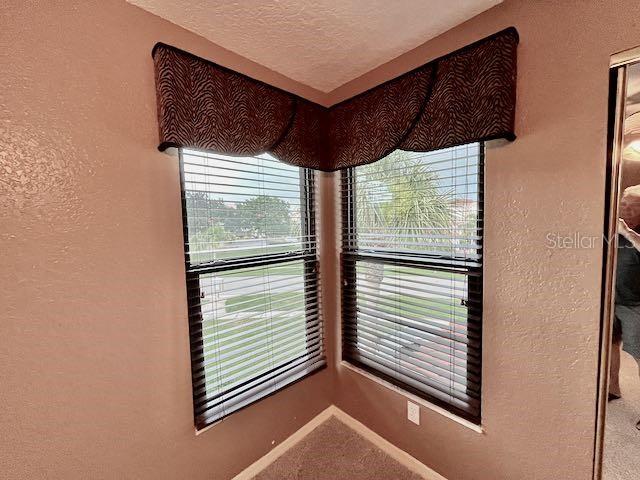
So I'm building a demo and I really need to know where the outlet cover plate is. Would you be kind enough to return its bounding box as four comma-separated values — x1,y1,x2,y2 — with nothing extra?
407,401,420,425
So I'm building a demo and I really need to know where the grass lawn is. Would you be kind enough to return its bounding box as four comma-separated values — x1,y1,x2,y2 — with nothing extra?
201,256,309,395
225,291,304,313
367,293,467,325
383,265,465,281
203,293,308,395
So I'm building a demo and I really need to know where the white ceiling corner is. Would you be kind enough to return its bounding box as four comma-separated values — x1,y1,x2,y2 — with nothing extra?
129,0,502,92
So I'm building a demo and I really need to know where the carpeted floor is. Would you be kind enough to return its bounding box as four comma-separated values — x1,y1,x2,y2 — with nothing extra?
604,351,640,479
252,416,425,480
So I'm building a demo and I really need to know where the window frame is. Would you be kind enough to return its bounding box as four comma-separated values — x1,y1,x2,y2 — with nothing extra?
178,150,323,430
340,144,485,424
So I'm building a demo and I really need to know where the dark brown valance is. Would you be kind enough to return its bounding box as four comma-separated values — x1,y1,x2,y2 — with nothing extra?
152,27,518,171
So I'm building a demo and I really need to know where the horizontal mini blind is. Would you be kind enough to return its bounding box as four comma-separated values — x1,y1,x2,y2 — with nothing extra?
341,144,483,423
180,149,324,430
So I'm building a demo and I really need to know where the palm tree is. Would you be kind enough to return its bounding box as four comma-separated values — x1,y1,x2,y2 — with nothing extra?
354,150,454,291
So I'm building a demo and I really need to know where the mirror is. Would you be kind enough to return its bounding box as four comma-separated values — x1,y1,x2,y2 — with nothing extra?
600,59,640,480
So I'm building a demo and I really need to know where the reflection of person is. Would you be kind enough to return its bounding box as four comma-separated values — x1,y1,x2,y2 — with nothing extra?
609,185,640,430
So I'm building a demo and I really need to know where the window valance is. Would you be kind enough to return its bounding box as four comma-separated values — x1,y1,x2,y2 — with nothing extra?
152,28,518,171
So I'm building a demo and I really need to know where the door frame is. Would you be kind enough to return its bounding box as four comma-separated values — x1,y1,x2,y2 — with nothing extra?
593,48,639,480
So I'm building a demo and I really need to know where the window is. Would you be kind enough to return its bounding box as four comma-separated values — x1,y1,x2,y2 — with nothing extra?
341,144,484,423
180,149,324,430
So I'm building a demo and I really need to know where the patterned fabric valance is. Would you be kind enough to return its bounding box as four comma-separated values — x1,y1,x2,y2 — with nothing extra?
152,28,518,171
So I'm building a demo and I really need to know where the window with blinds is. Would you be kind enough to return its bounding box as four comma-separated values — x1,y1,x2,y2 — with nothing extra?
179,149,324,430
341,143,484,423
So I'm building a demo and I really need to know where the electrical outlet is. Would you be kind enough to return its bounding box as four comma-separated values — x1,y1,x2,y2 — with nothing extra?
407,401,420,425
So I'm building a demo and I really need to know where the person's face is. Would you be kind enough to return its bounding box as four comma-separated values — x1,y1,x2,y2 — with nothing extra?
620,191,640,230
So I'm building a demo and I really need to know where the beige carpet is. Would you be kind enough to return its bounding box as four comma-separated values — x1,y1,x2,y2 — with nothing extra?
252,416,425,480
604,351,640,479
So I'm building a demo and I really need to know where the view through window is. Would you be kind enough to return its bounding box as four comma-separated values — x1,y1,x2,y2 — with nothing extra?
341,143,484,423
180,149,324,429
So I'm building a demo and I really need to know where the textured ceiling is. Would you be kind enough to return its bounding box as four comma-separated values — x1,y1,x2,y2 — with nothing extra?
128,0,502,92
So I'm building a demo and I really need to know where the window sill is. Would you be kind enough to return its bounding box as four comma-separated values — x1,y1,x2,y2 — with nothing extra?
339,360,484,435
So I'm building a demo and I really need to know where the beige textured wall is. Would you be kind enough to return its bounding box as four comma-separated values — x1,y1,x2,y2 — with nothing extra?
327,1,640,479
0,2,332,479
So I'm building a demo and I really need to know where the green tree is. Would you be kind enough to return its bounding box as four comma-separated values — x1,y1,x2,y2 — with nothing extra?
185,191,237,262
184,191,235,236
234,195,292,238
189,224,237,262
